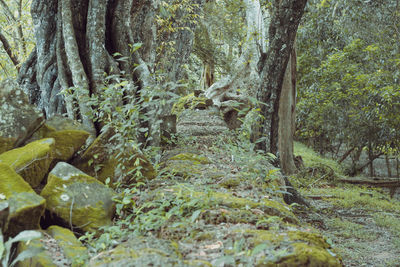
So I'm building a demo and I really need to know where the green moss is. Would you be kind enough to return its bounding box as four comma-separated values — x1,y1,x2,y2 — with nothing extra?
0,163,45,237
41,163,115,232
294,142,343,175
171,186,297,224
46,130,89,161
0,138,55,187
235,229,341,266
17,238,57,267
169,153,210,164
220,178,241,189
171,93,210,117
46,226,89,266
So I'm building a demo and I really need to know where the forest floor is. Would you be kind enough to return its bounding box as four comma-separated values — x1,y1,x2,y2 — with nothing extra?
292,144,400,267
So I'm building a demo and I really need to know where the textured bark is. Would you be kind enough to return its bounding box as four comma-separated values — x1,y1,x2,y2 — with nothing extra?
205,0,265,105
256,0,307,154
278,49,297,175
18,0,200,142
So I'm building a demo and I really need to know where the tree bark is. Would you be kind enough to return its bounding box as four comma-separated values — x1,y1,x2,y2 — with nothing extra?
17,0,201,141
205,0,265,105
256,0,307,155
278,48,297,175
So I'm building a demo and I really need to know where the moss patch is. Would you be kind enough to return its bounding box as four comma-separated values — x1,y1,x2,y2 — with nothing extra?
0,138,54,187
46,226,89,266
171,93,211,117
237,229,341,266
0,163,45,238
41,162,116,232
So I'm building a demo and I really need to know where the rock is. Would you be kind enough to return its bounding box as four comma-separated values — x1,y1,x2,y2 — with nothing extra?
28,116,91,161
177,109,228,137
171,93,213,117
17,225,88,267
0,138,55,187
40,162,116,232
238,229,342,266
0,163,45,238
74,127,156,185
88,235,183,266
0,79,44,154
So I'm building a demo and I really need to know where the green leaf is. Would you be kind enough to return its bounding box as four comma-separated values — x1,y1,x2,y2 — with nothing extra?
190,209,202,223
251,243,269,256
10,247,44,267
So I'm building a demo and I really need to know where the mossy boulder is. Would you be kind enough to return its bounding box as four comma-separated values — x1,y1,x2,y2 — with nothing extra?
0,163,45,238
27,115,93,161
237,229,342,266
180,188,298,224
40,162,116,232
171,93,213,117
0,138,55,187
89,235,184,266
162,152,211,179
17,226,88,267
74,127,156,185
0,80,45,154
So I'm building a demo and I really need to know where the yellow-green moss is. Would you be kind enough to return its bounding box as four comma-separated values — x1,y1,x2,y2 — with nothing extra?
46,130,89,161
171,93,209,117
41,163,115,232
235,229,341,266
0,163,45,237
169,153,210,164
0,138,55,187
172,186,297,224
17,238,57,267
46,226,88,266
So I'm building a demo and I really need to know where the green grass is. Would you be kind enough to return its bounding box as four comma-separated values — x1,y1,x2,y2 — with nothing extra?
294,142,343,175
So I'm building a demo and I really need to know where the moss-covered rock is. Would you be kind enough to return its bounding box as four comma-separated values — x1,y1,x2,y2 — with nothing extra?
17,226,88,267
0,138,55,187
89,235,184,266
0,163,45,238
40,162,116,232
74,127,156,185
46,226,89,266
27,115,92,161
17,238,57,267
171,93,213,117
237,229,342,266
179,188,298,224
0,79,45,154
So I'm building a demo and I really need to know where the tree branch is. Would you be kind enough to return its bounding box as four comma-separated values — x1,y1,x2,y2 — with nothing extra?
0,29,20,67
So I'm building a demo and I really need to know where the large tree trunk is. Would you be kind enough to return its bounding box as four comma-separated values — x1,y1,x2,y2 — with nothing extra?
278,48,297,175
205,0,266,105
256,0,307,155
17,0,201,141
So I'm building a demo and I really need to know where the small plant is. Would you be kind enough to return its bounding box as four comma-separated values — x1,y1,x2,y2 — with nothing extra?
0,230,43,267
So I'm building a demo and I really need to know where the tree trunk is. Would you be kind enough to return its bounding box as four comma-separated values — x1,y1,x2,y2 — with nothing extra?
385,155,392,177
17,0,201,140
278,47,297,175
256,0,307,155
205,0,266,105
